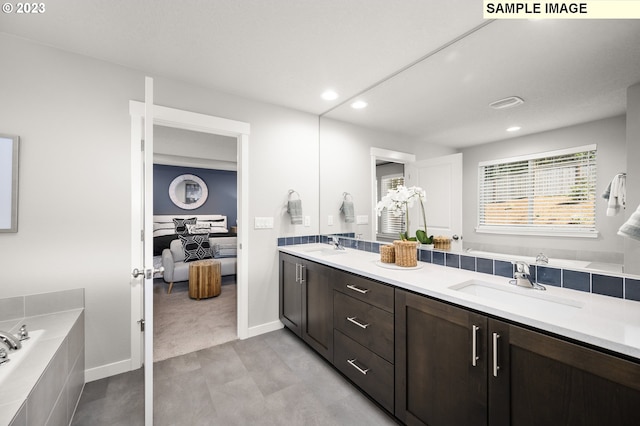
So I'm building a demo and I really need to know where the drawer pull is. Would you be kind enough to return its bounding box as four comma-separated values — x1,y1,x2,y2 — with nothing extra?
346,316,370,329
346,284,370,294
347,358,370,375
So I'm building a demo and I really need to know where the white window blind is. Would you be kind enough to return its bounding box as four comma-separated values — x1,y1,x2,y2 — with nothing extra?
379,175,405,236
477,145,597,237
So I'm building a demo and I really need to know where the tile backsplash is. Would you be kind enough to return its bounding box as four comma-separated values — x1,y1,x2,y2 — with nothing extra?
278,234,640,303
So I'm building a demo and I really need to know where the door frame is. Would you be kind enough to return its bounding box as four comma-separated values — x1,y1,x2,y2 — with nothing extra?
370,147,416,240
129,100,250,369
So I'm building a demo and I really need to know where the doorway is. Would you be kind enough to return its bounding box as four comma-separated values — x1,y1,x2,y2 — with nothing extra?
152,125,239,361
129,100,250,369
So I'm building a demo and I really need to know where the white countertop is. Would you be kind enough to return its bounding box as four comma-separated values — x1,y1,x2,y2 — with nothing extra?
0,309,83,426
280,244,640,360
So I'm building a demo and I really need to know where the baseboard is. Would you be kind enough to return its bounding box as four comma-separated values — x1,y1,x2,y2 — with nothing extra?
85,358,133,382
244,320,284,339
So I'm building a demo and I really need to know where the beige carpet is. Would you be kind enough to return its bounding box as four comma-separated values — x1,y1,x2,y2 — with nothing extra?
153,277,237,362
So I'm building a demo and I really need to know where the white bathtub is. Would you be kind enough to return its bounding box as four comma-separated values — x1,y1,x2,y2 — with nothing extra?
464,249,623,272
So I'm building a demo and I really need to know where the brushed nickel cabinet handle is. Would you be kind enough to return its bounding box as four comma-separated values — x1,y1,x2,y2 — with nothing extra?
346,284,370,294
347,358,370,375
493,332,501,377
346,316,370,329
299,264,305,284
472,325,480,367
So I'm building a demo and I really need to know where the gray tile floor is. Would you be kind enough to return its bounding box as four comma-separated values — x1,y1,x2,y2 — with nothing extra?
71,328,398,425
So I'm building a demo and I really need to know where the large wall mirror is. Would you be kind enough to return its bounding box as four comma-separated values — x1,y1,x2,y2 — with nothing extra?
0,133,19,233
319,19,640,274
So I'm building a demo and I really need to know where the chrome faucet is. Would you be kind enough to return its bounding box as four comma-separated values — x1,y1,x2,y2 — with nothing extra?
512,261,546,291
330,236,345,250
0,330,22,350
535,252,549,265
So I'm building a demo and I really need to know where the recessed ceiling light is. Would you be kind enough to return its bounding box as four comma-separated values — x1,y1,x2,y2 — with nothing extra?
490,96,524,109
507,126,521,132
351,100,368,109
321,90,338,101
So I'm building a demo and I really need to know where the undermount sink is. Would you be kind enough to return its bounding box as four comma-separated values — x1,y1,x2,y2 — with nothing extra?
304,247,347,256
449,280,583,315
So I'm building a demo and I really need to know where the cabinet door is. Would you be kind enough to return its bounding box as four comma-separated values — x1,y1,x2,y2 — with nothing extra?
279,253,302,336
489,319,640,426
395,289,488,426
301,259,333,361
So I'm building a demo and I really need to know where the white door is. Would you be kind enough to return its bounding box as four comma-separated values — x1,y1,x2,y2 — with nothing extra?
130,76,155,425
406,153,463,252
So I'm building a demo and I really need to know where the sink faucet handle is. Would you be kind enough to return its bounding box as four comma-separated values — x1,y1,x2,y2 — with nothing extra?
0,347,9,365
18,324,29,341
514,261,530,275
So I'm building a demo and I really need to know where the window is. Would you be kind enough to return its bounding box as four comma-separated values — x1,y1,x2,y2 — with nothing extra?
477,145,597,237
378,174,405,237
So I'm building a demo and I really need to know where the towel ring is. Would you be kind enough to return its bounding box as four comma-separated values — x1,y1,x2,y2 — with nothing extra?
288,189,300,200
343,192,353,201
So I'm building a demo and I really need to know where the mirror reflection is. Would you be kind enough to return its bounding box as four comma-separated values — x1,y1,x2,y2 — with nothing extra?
319,19,640,273
169,174,209,210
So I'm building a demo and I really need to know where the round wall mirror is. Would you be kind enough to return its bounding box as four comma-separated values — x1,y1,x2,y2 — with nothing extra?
168,174,208,210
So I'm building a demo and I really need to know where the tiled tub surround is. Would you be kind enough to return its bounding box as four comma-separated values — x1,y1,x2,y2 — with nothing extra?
278,243,640,360
278,234,640,303
0,289,84,426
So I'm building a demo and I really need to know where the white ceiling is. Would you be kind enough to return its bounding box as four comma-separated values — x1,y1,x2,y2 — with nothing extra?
2,2,639,148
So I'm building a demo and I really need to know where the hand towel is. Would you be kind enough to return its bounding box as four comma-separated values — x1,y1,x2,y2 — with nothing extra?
341,200,355,223
606,174,626,216
602,181,612,200
287,199,303,224
618,203,640,241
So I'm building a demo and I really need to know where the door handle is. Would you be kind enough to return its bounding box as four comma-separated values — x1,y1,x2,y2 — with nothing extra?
132,267,163,279
472,325,480,367
493,332,501,377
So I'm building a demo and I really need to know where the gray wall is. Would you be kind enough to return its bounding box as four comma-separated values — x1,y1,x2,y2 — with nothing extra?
153,164,237,226
461,115,627,263
0,33,319,378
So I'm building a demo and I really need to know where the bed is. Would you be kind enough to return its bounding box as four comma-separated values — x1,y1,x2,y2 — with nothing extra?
152,214,236,256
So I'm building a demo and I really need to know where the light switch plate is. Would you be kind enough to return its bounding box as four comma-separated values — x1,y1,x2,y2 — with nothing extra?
304,216,311,226
328,215,334,226
254,216,274,229
356,215,369,225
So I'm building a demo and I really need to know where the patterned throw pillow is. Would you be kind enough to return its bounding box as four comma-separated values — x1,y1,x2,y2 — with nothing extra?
173,217,197,235
179,234,213,262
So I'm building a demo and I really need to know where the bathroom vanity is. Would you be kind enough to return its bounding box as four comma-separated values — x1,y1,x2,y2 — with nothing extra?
279,245,640,426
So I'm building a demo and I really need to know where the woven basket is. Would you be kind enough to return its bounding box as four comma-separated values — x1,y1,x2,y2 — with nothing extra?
380,245,396,263
393,240,419,267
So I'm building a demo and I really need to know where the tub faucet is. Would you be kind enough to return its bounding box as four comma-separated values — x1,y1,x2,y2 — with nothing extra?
0,330,21,351
513,261,546,291
535,253,549,265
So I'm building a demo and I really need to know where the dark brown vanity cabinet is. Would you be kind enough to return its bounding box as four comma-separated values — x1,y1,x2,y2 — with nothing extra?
279,253,333,362
332,270,395,413
395,288,488,425
395,288,640,426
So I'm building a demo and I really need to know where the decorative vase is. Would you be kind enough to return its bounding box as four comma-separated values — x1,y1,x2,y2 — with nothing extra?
393,240,419,267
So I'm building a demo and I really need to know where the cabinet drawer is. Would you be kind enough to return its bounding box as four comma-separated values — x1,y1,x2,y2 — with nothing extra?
334,291,394,363
334,330,394,413
333,271,394,313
